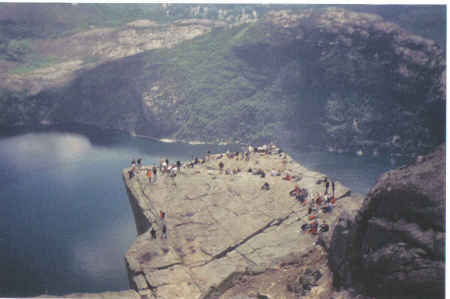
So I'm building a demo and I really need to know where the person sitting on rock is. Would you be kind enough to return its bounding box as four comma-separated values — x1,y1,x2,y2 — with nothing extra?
282,173,292,181
290,185,301,197
301,223,311,232
321,202,332,213
316,194,323,206
261,182,270,190
320,221,329,232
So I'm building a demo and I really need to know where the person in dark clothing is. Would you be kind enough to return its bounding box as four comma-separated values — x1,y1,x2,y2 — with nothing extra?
128,169,134,179
320,221,329,232
219,161,224,172
332,180,335,197
161,220,167,239
325,178,330,195
165,158,169,166
150,227,157,239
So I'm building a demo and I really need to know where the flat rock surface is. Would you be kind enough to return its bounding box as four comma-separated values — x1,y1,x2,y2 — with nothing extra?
123,149,364,298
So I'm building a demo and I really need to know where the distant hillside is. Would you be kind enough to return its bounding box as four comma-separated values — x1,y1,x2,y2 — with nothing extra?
0,5,446,159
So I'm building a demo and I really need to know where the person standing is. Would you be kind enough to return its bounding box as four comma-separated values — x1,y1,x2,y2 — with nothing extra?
332,180,335,197
147,168,153,183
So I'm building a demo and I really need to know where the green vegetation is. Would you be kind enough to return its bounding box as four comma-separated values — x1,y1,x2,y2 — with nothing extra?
7,56,62,74
137,23,294,143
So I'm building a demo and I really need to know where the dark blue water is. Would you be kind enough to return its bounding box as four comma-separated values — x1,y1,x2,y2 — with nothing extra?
0,125,393,297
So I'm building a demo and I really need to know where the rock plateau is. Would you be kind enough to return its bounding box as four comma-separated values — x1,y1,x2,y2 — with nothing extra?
123,147,364,298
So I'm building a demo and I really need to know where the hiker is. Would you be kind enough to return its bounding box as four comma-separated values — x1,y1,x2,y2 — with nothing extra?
290,185,301,197
128,169,134,179
131,159,136,167
147,168,152,183
308,200,315,215
169,167,177,177
311,220,319,235
297,189,307,204
176,160,181,172
331,196,337,204
261,182,270,190
245,151,250,161
137,158,142,169
316,194,323,206
325,177,330,195
282,173,292,181
219,161,224,173
332,180,335,197
162,160,168,173
301,223,310,232
254,169,265,178
320,221,329,232
161,222,167,239
322,202,332,213
262,144,268,154
207,150,211,161
165,158,169,167
150,226,157,239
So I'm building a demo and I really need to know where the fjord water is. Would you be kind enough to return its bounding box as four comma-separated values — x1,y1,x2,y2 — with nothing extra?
0,125,392,297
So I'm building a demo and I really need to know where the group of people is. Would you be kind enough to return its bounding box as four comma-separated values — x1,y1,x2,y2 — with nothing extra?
299,178,337,236
128,157,187,181
129,144,338,244
150,210,167,240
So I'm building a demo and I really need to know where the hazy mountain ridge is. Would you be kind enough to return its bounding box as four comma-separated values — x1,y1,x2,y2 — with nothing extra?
0,5,445,159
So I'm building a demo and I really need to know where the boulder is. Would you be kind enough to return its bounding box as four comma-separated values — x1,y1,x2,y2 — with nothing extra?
329,144,445,298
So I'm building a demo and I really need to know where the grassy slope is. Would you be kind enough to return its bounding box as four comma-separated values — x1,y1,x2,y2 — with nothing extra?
146,23,292,143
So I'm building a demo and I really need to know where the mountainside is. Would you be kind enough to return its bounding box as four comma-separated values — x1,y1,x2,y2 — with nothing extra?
0,5,446,159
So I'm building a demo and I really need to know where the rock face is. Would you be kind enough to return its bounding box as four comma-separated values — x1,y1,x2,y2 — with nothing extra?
123,147,364,298
329,144,445,298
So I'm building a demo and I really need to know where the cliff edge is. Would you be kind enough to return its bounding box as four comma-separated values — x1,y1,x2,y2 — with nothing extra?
122,146,364,298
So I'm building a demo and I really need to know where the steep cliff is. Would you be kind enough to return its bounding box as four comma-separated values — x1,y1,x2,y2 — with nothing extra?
329,144,445,298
